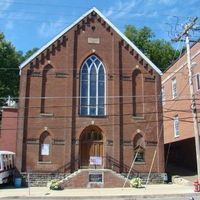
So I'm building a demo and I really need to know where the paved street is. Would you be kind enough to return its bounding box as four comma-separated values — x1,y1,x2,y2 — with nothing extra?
0,184,200,199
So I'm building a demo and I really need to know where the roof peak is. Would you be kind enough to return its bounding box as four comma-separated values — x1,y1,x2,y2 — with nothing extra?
19,7,162,75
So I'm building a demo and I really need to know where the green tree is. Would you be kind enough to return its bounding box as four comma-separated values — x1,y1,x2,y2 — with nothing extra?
124,25,179,71
23,47,39,61
0,33,21,105
0,33,38,106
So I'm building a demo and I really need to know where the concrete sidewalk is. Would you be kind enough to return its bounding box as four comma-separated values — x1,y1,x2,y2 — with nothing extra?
0,184,199,199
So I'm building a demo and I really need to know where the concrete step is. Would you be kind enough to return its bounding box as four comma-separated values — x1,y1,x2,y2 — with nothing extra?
59,169,130,188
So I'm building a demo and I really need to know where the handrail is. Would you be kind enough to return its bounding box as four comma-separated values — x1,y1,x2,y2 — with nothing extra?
52,158,79,174
52,156,138,175
105,155,139,174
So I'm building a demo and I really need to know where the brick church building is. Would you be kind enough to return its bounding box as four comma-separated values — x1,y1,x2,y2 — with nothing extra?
16,8,164,175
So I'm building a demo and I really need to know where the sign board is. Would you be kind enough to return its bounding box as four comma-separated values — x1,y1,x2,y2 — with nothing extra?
41,144,49,155
89,172,103,183
88,37,100,44
89,156,102,165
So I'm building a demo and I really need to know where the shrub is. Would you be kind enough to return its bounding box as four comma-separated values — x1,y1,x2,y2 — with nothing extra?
48,179,63,190
130,177,142,188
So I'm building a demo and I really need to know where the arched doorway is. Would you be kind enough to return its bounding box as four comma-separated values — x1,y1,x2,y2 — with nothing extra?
79,126,104,167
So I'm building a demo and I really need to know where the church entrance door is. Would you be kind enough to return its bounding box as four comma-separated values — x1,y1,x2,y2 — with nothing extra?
80,127,103,167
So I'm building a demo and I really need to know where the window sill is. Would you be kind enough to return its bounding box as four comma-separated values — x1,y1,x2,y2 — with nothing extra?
37,161,52,164
135,162,145,165
40,113,54,117
196,89,200,94
79,115,107,118
172,96,178,100
132,116,145,120
174,135,180,138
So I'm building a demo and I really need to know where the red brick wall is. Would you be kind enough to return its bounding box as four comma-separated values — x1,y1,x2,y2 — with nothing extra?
17,11,164,174
162,42,200,144
60,169,130,188
0,107,18,152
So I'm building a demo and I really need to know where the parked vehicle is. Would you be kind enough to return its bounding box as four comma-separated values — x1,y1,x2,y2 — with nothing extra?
0,151,15,184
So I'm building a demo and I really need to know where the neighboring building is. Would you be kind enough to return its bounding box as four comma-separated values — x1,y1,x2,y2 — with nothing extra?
16,8,164,176
162,41,200,171
0,107,18,153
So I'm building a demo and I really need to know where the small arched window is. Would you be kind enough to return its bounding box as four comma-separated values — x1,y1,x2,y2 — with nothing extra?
133,133,145,162
132,69,143,117
80,55,106,116
39,131,51,162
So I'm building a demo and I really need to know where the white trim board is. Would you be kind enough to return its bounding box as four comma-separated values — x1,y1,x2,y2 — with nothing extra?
19,7,162,76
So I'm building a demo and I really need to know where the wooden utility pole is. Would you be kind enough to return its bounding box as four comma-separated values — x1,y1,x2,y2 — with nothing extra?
173,17,200,181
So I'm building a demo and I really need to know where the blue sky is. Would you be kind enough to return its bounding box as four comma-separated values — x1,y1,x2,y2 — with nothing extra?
0,0,200,53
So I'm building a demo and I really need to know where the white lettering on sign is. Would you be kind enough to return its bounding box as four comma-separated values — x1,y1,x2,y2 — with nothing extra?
88,37,100,44
90,156,102,165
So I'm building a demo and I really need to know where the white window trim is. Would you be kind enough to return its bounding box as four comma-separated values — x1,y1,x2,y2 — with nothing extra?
173,115,180,138
172,78,177,99
196,73,200,91
80,55,106,116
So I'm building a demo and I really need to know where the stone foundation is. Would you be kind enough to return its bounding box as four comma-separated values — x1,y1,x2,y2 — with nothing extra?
20,172,69,187
18,170,167,187
122,172,168,184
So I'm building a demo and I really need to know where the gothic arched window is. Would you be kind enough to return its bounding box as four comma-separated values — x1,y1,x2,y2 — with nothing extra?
41,64,54,113
133,133,145,162
132,69,143,117
80,55,106,116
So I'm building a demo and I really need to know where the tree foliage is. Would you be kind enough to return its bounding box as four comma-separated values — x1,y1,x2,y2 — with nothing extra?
124,25,179,71
0,33,21,105
0,33,38,106
23,47,39,61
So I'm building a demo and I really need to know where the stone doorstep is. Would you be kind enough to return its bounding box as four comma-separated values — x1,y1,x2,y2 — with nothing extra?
59,169,131,188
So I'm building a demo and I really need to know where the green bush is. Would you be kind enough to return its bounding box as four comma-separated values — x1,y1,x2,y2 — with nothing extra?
130,177,142,188
48,179,63,190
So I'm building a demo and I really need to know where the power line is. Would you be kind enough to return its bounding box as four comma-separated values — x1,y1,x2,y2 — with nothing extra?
0,98,195,110
0,118,194,131
1,94,200,100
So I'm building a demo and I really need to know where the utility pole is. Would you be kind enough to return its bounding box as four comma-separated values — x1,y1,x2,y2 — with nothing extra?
172,17,200,181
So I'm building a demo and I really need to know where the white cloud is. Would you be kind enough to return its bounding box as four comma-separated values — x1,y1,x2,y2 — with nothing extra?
38,17,66,38
129,10,158,18
4,12,34,31
0,0,15,30
158,0,177,5
0,0,13,15
103,0,140,19
145,0,177,6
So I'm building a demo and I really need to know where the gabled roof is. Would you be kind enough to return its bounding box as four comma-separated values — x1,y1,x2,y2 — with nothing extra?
19,7,162,75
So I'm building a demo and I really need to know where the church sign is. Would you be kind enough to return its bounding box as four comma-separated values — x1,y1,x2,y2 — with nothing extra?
89,156,102,165
89,172,103,183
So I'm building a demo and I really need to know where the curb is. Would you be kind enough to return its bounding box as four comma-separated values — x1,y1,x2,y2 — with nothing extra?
1,193,200,199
